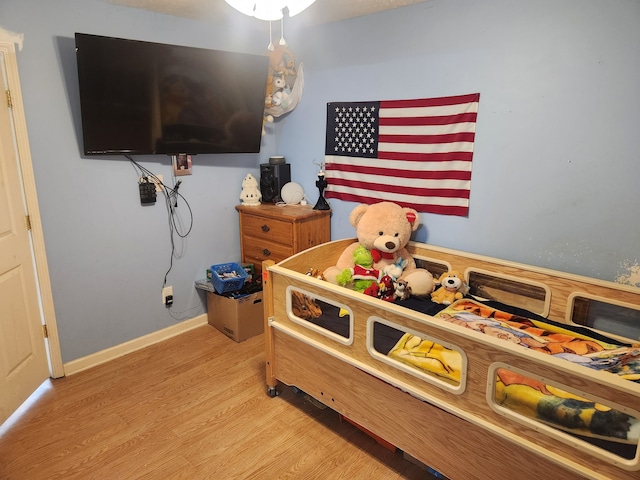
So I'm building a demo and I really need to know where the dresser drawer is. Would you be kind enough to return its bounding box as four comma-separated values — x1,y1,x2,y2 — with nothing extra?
237,204,331,274
242,214,293,246
243,238,294,264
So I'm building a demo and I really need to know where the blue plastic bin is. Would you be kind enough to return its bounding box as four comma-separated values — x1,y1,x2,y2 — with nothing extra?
210,262,248,294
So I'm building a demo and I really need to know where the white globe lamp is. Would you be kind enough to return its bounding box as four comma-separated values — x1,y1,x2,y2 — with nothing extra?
280,182,305,205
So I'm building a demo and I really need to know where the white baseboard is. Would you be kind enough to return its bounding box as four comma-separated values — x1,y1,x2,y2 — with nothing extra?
63,314,208,376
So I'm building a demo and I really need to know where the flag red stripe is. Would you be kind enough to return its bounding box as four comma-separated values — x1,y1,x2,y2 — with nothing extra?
379,132,476,145
381,93,480,109
378,151,474,162
325,190,469,216
380,112,477,126
326,163,471,181
327,177,470,199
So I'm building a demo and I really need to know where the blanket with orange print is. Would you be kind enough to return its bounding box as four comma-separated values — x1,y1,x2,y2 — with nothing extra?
437,299,640,381
388,298,640,445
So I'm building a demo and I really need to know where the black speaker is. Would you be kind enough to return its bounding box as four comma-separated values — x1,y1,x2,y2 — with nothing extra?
260,163,291,203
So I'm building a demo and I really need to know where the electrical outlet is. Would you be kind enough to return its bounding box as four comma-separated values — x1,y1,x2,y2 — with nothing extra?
140,174,164,192
162,286,173,307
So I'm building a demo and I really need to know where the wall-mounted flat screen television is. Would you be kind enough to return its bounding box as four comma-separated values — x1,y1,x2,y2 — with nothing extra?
75,33,269,155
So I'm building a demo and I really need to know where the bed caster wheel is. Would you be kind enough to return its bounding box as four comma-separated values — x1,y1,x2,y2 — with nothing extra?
267,387,278,397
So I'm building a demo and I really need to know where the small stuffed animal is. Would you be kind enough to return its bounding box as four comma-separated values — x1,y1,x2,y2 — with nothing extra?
305,268,325,281
270,72,287,106
323,202,434,296
383,257,408,282
394,279,411,301
336,245,381,294
431,270,467,305
265,44,297,109
378,274,395,302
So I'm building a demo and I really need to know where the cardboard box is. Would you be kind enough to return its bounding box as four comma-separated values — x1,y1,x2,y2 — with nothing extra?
206,291,264,342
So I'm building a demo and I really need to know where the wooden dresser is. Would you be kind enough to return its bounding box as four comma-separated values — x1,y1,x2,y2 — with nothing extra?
236,204,331,274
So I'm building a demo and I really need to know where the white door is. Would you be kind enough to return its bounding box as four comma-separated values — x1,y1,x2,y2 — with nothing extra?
0,47,51,424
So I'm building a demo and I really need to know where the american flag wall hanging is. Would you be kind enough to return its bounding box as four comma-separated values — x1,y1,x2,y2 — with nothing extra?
324,93,480,216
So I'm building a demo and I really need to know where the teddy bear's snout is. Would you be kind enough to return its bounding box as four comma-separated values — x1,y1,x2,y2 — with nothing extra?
384,241,396,250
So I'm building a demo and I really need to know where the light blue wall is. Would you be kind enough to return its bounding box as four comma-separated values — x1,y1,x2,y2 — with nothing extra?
1,0,639,363
279,0,640,282
1,0,277,362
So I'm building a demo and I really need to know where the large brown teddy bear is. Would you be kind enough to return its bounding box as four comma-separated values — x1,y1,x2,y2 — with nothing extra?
324,202,434,297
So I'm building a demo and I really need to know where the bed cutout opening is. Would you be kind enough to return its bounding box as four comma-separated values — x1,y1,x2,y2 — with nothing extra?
467,270,550,317
286,286,353,344
571,295,640,342
367,317,467,394
488,364,640,466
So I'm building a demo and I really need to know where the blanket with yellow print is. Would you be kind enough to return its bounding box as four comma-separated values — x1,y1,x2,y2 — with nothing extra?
388,299,640,445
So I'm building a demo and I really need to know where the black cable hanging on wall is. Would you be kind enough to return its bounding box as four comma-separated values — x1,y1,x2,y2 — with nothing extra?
126,155,194,289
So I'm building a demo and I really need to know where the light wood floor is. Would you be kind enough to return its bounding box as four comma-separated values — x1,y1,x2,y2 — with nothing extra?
0,326,433,479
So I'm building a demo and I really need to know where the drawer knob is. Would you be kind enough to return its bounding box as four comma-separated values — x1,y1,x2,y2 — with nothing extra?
263,248,271,256
261,224,270,232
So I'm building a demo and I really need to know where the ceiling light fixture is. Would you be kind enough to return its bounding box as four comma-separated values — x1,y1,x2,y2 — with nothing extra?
225,0,317,21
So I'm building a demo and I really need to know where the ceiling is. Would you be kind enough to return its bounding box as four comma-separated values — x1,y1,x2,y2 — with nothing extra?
105,0,428,26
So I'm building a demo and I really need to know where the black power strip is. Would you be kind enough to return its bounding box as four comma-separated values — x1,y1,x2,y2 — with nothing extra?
139,178,157,204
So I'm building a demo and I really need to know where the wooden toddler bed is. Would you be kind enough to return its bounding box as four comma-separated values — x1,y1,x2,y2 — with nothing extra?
262,238,640,480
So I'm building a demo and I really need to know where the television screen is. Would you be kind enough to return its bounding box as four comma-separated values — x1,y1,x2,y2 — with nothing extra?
75,33,269,155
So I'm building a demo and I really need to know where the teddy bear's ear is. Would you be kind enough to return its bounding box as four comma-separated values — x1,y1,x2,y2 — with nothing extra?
349,204,369,228
402,207,420,231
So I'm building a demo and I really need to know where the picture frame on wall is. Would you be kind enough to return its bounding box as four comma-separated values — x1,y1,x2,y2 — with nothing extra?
173,154,192,176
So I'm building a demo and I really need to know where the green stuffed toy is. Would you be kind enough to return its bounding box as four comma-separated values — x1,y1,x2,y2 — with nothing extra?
336,245,382,293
